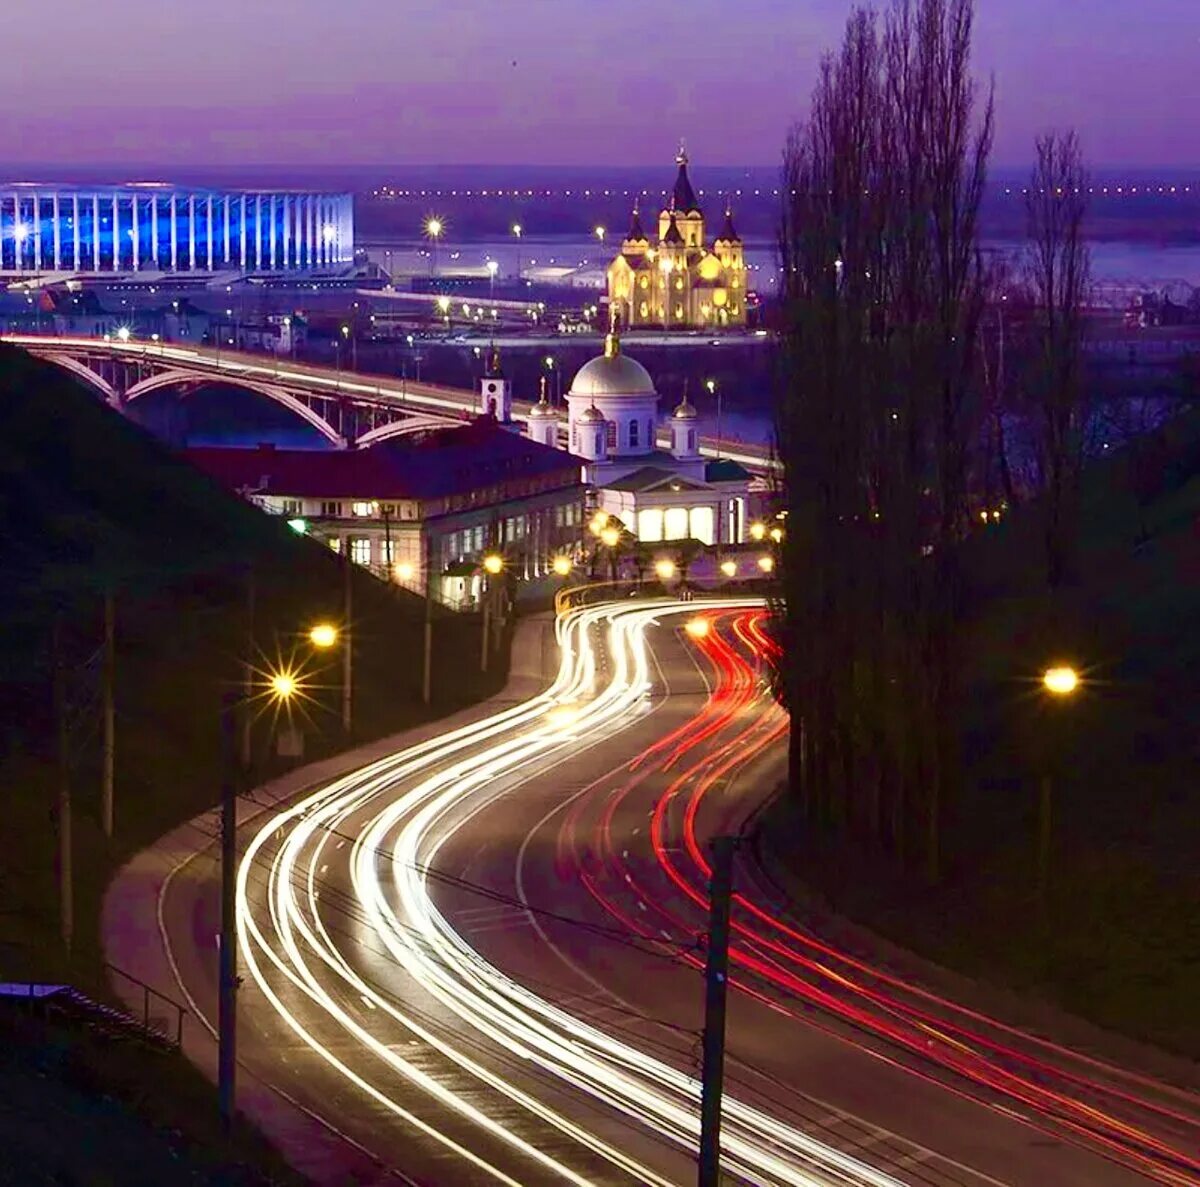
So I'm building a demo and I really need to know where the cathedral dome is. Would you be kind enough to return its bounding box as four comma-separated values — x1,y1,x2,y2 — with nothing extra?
569,352,656,400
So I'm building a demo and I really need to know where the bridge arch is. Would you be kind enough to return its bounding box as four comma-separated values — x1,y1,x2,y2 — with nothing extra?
30,351,120,406
354,414,463,448
124,370,347,448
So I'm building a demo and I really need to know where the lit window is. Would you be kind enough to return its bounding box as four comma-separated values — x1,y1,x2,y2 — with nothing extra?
689,506,714,545
352,501,376,517
664,507,689,540
350,538,371,566
606,420,617,449
638,508,664,542
329,537,342,554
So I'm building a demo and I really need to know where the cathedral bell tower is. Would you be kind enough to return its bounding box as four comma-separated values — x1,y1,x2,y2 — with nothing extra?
479,345,511,422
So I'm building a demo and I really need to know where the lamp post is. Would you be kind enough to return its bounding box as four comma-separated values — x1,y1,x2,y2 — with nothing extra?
220,669,298,1136
594,225,606,247
1039,664,1079,915
600,524,621,583
480,553,504,673
511,223,522,282
706,378,722,459
425,216,443,277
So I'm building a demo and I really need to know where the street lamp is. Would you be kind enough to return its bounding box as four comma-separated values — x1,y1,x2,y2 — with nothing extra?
486,257,499,304
480,553,505,673
757,555,775,573
1037,663,1080,913
308,622,338,650
749,521,767,542
511,223,523,281
655,558,676,581
594,225,606,244
1043,666,1079,696
706,378,723,459
425,216,444,277
437,294,452,330
552,554,572,577
720,559,737,579
394,560,416,583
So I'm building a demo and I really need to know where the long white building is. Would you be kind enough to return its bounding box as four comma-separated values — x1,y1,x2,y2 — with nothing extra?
0,183,353,274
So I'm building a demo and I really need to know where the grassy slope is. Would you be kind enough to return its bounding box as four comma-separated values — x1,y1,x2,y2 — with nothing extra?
771,410,1200,1057
0,344,507,1180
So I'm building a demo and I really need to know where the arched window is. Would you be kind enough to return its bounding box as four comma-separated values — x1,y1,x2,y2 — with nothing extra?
606,420,617,449
629,419,640,447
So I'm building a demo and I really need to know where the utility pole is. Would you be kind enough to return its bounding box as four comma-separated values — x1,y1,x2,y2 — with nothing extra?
218,689,241,1137
422,534,434,705
698,836,736,1187
240,569,255,768
342,554,353,733
101,589,116,838
480,583,491,674
52,616,74,956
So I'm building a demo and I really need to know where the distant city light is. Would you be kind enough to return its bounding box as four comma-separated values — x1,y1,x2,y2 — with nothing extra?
486,259,499,276
511,223,522,238
425,216,444,239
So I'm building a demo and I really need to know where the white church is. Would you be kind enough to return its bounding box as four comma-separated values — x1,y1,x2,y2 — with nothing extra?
478,320,752,547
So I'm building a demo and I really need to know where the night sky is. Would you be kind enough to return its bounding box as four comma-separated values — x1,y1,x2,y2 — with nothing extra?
2,0,1193,169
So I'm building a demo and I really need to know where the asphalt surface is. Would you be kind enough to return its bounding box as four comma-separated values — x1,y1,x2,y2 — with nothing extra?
155,599,1197,1186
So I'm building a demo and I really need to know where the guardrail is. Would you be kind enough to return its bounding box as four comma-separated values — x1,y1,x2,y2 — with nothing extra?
104,963,188,1049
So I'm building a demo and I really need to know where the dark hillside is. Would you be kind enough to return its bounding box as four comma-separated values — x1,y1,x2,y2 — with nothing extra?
0,343,503,980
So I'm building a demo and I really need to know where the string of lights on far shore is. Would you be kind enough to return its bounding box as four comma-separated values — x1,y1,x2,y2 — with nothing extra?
369,183,1200,202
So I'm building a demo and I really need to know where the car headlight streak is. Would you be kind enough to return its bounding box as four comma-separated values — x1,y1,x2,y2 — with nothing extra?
237,599,904,1187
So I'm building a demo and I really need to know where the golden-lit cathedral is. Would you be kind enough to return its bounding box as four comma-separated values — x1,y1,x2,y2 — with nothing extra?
606,145,747,330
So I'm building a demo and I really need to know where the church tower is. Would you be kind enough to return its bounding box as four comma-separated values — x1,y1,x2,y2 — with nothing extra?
659,144,704,249
525,375,560,448
479,346,511,422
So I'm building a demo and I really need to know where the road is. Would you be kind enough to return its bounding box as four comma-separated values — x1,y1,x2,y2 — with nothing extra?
158,599,1200,1185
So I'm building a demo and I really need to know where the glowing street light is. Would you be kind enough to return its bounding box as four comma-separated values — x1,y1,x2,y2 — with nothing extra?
589,510,609,536
308,622,338,649
394,560,416,583
552,555,572,578
483,553,504,576
511,223,522,238
269,671,298,701
720,559,738,578
655,558,676,581
425,215,444,276
1042,666,1079,697
14,222,29,244
600,525,620,548
749,521,767,541
511,223,524,281
594,225,606,243
770,527,784,543
757,555,775,573
685,618,710,639
486,258,499,277
116,325,131,342
705,378,717,395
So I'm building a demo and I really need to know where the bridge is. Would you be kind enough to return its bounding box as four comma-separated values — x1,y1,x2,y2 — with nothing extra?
0,333,777,473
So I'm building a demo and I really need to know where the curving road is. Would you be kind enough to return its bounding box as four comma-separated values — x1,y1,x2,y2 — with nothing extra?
157,598,1200,1185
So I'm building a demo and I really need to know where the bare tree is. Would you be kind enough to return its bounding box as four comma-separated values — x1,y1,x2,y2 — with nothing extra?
776,0,992,878
1025,131,1091,590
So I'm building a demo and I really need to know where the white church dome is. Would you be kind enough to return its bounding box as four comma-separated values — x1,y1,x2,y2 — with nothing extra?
569,352,656,400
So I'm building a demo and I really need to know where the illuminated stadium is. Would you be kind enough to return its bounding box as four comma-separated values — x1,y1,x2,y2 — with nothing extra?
0,183,353,274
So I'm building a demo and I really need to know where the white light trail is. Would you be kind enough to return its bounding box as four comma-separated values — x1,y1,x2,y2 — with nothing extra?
235,600,907,1186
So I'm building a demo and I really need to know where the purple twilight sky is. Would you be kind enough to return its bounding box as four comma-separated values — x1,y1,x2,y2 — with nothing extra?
1,0,1194,171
